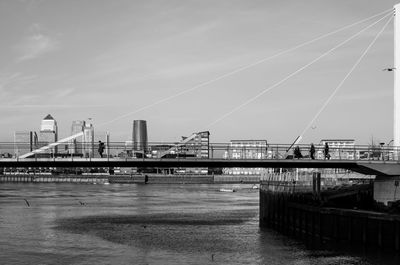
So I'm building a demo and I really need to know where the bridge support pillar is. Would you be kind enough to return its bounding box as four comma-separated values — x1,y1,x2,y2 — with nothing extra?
374,175,400,205
395,4,400,149
312,172,321,198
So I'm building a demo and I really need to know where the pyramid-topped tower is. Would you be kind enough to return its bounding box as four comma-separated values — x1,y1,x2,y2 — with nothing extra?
40,114,57,132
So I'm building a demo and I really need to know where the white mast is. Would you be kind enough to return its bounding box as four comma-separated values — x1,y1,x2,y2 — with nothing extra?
395,4,400,147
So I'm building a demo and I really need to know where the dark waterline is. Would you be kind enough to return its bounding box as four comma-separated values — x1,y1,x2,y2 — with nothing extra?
0,183,398,265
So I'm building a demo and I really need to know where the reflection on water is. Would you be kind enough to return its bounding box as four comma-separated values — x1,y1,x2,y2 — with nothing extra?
0,183,398,265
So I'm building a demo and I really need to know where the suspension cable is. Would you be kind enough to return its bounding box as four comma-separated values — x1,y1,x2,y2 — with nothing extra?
97,8,393,128
205,12,393,129
298,15,393,142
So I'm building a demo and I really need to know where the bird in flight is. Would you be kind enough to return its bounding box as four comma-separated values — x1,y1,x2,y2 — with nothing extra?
383,68,396,71
24,199,30,207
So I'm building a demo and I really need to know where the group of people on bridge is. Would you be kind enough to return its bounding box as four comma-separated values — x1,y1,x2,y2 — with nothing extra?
293,143,330,160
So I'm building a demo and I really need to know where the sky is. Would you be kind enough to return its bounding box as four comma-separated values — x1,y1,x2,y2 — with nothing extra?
0,0,399,145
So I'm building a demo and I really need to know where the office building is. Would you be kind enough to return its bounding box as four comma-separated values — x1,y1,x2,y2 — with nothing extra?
38,114,58,154
69,120,86,155
133,120,148,155
174,131,210,174
14,131,38,156
223,140,268,175
83,121,94,158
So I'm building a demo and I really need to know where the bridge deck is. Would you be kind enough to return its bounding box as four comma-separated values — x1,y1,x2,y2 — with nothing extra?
0,158,399,176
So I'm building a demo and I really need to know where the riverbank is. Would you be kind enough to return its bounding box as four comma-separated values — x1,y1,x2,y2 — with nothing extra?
259,182,400,252
0,174,262,184
0,171,369,184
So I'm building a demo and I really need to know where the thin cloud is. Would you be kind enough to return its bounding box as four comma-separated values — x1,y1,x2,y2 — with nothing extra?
0,72,38,91
0,104,113,109
53,87,75,99
15,24,59,62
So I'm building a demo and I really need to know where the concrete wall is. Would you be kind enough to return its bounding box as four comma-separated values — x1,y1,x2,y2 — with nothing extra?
374,176,400,205
260,186,400,251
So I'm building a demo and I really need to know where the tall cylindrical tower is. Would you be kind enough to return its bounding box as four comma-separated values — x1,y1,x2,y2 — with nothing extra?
133,120,148,152
395,4,400,147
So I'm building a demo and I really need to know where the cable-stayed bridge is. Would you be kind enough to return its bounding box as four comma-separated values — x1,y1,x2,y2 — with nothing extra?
1,142,400,176
2,7,400,179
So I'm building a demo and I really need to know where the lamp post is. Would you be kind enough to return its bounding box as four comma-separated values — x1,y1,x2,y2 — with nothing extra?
379,142,385,160
388,139,394,160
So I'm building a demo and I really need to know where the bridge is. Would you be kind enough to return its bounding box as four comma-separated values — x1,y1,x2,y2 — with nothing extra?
1,5,400,208
2,142,400,176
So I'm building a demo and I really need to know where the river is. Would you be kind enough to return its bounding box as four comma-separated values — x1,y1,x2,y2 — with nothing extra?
0,183,397,265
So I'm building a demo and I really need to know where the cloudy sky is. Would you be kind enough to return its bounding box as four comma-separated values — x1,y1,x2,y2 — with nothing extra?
0,0,398,144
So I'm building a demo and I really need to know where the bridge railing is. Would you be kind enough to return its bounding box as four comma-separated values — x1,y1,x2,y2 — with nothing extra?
0,142,398,161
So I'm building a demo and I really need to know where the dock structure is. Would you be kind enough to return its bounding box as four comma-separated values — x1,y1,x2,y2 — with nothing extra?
259,182,400,251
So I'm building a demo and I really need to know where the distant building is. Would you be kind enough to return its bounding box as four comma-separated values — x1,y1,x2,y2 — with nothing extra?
69,120,86,155
38,114,58,154
40,114,58,132
83,121,94,158
176,131,210,174
133,120,148,155
13,131,38,156
151,131,210,174
181,131,210,159
116,140,134,158
150,144,174,158
319,139,356,160
223,140,268,175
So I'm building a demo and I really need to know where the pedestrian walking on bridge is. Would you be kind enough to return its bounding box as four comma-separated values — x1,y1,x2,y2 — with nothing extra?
294,146,302,159
310,143,315,160
98,141,105,158
324,142,330,160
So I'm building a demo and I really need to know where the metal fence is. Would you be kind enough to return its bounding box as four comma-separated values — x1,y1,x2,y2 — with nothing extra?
0,142,398,161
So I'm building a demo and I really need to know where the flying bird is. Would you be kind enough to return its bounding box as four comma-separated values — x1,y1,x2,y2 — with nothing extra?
78,201,85,205
24,199,30,207
383,68,396,71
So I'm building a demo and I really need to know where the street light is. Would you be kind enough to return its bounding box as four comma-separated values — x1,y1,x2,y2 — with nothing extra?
387,140,394,161
380,142,385,160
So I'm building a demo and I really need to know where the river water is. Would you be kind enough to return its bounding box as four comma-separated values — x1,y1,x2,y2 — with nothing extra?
0,183,398,265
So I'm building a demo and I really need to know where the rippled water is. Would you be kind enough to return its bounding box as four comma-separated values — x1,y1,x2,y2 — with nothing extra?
0,183,398,265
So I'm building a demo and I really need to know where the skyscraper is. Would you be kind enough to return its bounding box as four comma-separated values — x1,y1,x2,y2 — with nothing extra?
14,131,38,156
133,120,148,155
38,114,58,154
83,121,94,158
69,120,86,155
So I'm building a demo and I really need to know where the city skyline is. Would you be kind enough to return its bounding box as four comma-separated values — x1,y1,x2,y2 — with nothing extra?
0,0,398,145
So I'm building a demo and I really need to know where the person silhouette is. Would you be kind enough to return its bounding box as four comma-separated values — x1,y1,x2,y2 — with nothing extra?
294,146,302,159
98,141,105,158
310,143,315,160
324,142,330,160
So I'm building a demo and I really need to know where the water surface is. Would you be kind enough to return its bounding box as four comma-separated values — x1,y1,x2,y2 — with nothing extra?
0,183,397,264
